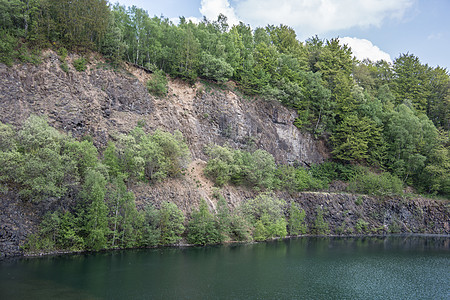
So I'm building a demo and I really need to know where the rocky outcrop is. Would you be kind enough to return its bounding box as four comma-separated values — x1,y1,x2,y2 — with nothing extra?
0,53,448,259
0,51,326,166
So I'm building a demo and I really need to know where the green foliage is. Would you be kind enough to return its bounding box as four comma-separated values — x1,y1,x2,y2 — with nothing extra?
312,206,330,235
159,201,185,245
275,165,325,192
204,145,276,189
60,62,69,72
147,69,168,97
215,194,232,241
0,30,17,66
0,116,78,202
199,52,233,83
72,57,87,71
391,54,430,113
138,204,161,247
107,176,139,248
383,104,438,184
81,169,109,250
355,219,369,234
25,210,84,252
107,127,190,183
288,203,308,235
348,170,403,196
309,161,361,184
187,199,221,245
203,145,235,186
419,131,450,195
240,193,287,240
58,47,68,61
331,114,385,163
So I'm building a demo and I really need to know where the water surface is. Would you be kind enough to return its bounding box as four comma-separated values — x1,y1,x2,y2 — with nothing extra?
1,235,449,299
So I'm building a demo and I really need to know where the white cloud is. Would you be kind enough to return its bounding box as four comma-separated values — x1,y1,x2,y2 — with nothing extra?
339,37,392,63
232,0,414,38
199,0,240,26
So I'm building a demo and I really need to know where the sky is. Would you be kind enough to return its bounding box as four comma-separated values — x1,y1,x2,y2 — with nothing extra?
113,0,450,70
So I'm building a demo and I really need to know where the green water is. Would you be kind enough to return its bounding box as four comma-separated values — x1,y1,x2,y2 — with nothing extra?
1,235,449,299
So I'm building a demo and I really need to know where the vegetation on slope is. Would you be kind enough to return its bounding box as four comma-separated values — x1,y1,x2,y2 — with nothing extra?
0,1,449,252
1,0,448,196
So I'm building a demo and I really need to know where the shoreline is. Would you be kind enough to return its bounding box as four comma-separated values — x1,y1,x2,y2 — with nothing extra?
8,232,448,261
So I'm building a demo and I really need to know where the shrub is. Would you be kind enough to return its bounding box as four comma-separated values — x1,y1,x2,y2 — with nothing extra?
158,202,185,245
147,69,168,97
60,62,69,73
348,171,403,196
187,199,221,245
204,145,276,189
240,193,287,240
310,161,361,183
73,57,87,71
312,206,330,235
199,52,233,83
58,47,68,61
203,145,235,186
107,127,190,183
0,30,17,66
288,203,308,235
355,219,369,233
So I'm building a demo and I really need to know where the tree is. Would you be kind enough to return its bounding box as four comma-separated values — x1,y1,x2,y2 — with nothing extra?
81,169,109,250
288,203,307,235
331,114,385,164
392,54,429,112
198,51,233,83
312,206,329,235
46,0,110,49
107,176,138,248
383,104,438,183
419,131,450,195
159,201,185,245
240,193,287,240
187,199,220,245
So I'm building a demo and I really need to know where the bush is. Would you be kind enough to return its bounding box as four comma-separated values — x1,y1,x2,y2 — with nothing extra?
0,116,79,202
106,127,191,183
348,171,403,196
0,30,17,66
288,203,308,235
72,57,87,71
240,193,287,240
355,219,369,233
58,47,68,61
204,145,236,186
187,199,220,245
312,206,329,235
60,62,69,72
204,145,276,189
199,52,233,83
310,161,361,183
147,69,168,97
158,202,185,245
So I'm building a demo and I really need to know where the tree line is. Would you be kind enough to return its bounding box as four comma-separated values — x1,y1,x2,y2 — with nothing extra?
0,1,448,195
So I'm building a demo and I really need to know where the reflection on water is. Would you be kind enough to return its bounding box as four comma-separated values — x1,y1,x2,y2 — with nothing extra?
1,235,449,299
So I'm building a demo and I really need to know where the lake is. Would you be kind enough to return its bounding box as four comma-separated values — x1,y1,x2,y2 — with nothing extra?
0,235,449,299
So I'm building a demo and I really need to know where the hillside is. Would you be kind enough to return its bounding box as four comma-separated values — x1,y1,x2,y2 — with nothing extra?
0,54,449,258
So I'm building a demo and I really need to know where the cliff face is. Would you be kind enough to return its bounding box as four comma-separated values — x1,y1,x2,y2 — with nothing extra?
0,52,448,259
0,50,326,166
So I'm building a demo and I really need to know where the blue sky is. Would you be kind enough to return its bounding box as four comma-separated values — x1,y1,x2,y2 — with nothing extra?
113,0,450,70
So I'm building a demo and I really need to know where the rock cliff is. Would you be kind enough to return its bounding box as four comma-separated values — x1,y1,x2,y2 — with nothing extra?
0,52,448,259
0,50,326,165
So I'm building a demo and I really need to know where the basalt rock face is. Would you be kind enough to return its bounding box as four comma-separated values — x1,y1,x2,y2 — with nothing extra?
0,51,326,166
0,53,448,259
